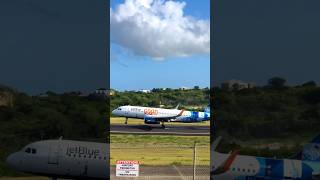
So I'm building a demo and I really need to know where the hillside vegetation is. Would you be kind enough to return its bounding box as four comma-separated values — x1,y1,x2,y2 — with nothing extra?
0,86,107,176
110,87,210,113
214,78,320,157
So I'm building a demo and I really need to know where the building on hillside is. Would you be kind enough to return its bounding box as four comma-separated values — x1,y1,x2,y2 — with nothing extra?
88,88,108,100
179,86,190,90
95,88,108,95
109,89,116,96
221,80,255,90
138,89,151,93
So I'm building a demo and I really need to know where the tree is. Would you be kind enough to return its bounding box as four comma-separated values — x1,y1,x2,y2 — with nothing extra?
268,77,286,89
302,81,317,87
194,86,200,90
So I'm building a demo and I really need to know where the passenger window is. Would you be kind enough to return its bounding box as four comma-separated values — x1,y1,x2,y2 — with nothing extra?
25,148,31,153
31,149,36,154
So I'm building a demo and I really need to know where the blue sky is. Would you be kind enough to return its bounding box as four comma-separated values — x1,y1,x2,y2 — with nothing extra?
110,0,210,91
0,0,107,95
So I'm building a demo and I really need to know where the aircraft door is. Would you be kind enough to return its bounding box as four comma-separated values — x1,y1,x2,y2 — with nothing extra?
48,143,60,165
81,161,88,177
124,108,129,116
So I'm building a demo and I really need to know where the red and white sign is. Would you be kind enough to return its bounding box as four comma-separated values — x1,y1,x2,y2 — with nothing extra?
116,160,139,177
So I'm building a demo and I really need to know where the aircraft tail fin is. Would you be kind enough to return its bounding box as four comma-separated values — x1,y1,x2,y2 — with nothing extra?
293,135,320,161
204,104,210,113
301,135,320,161
174,103,180,109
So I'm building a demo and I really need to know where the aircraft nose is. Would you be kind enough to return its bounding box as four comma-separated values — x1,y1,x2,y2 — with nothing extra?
112,109,118,115
6,153,21,169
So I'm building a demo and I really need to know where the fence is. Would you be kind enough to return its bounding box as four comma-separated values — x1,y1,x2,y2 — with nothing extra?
110,143,210,180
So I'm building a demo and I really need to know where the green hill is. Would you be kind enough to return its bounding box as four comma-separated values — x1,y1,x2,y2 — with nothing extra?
110,88,210,113
0,88,108,176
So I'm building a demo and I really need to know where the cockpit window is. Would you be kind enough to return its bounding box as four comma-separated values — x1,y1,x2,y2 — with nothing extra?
118,108,122,110
25,148,31,153
31,148,37,154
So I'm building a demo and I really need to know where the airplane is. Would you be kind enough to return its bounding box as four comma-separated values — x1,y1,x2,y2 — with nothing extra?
211,135,320,180
111,104,210,128
6,138,108,180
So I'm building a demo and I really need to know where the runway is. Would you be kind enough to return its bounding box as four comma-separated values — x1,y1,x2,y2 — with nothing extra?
110,124,210,136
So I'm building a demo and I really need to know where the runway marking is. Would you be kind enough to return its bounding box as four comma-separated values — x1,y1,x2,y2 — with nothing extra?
172,165,185,180
110,131,210,136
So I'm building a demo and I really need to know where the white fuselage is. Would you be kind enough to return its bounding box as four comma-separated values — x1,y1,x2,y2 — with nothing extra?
212,151,261,180
112,105,209,122
212,151,320,179
6,140,109,179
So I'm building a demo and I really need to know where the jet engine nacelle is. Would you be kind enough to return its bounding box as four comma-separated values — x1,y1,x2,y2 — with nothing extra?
144,117,160,124
181,118,203,123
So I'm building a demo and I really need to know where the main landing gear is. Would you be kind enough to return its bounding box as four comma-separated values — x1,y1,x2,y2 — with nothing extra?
161,121,165,129
125,117,128,125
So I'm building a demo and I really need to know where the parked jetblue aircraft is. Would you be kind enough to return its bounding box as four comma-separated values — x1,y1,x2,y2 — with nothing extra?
6,138,108,180
112,104,210,128
211,136,320,179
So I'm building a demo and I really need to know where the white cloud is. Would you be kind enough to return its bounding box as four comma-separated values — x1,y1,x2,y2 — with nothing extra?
110,0,210,59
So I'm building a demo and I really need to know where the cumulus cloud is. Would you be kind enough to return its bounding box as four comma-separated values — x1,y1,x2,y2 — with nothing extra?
110,0,210,59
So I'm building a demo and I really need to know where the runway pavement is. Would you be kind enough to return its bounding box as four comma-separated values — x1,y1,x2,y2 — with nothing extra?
110,124,210,136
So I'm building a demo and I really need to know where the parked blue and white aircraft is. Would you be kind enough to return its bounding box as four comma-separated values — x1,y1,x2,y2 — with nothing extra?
212,136,320,179
112,104,210,128
6,138,108,180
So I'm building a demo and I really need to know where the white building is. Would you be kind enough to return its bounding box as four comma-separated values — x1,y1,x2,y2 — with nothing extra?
221,80,255,90
138,89,151,93
94,88,109,96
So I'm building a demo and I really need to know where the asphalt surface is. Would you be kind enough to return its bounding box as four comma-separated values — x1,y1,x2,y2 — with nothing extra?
110,124,210,136
110,165,210,180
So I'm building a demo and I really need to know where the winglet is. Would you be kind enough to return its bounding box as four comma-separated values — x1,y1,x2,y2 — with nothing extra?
177,109,185,116
213,149,239,175
212,136,222,151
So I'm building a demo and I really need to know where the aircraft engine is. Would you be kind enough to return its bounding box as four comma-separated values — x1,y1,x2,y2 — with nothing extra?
144,117,160,124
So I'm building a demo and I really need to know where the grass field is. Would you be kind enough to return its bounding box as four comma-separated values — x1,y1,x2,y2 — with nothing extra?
110,117,210,126
110,134,210,166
